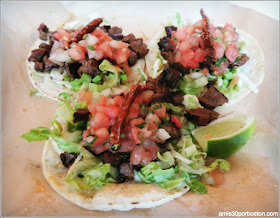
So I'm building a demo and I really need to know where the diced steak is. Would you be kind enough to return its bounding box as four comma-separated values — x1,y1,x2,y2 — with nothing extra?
185,108,219,126
65,62,82,79
37,23,49,41
162,67,181,88
119,162,134,179
231,54,249,67
60,152,77,168
199,86,229,109
42,55,58,72
99,25,111,33
122,34,136,43
158,37,176,52
28,48,48,62
77,59,101,77
108,26,123,40
102,151,124,167
128,50,138,66
165,26,177,38
129,39,149,58
34,61,44,72
39,43,53,51
73,109,90,123
171,91,184,105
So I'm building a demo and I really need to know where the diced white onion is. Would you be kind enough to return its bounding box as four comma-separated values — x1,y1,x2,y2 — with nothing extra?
190,72,203,79
156,129,171,141
100,88,111,97
85,34,99,45
49,48,71,63
88,49,103,60
50,68,64,81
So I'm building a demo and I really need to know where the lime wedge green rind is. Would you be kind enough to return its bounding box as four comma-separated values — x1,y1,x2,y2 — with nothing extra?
192,114,256,159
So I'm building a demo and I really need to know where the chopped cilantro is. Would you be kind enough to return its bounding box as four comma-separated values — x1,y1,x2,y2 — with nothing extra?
140,104,154,114
135,122,146,129
120,74,128,82
103,139,110,145
85,136,97,146
111,144,121,151
88,45,95,51
151,104,162,110
215,57,228,67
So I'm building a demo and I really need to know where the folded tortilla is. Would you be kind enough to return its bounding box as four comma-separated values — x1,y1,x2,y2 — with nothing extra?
42,139,190,211
145,28,265,106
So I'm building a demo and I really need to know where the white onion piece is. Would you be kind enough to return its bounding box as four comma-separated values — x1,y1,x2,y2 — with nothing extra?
85,34,99,45
156,129,171,141
51,40,60,52
190,72,203,79
50,68,63,81
49,48,71,63
145,113,160,124
167,143,193,164
88,49,103,60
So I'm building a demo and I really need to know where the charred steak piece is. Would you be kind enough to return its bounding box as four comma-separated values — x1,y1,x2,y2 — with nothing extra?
78,59,102,77
34,61,44,72
199,86,229,109
38,23,49,41
128,51,138,66
65,62,82,79
108,26,123,40
163,67,182,88
165,26,177,38
231,54,249,67
60,152,77,168
171,91,184,106
73,109,90,123
102,151,124,167
186,108,219,126
99,25,111,33
129,39,149,58
119,162,134,179
39,42,53,51
122,34,136,43
158,37,176,52
42,55,58,72
28,48,48,62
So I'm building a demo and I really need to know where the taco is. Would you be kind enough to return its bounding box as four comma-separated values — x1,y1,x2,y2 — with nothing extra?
145,9,265,106
22,82,232,211
26,17,149,101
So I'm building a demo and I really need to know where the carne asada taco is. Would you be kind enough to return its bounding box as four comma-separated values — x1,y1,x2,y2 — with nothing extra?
22,82,233,211
26,17,149,101
145,9,265,106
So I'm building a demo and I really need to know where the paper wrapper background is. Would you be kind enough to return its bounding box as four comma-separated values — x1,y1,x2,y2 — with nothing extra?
1,1,279,216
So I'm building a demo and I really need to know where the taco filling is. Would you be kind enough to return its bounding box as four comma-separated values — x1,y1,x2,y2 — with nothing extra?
27,18,149,97
145,9,264,105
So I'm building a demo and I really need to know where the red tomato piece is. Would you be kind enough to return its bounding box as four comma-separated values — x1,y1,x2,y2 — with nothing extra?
175,27,188,42
67,45,86,61
88,102,98,116
102,105,121,119
111,96,124,107
209,170,225,185
99,95,109,106
129,103,140,115
99,42,113,59
171,115,183,128
78,90,93,106
90,112,111,129
141,91,154,104
130,118,145,127
54,29,71,48
134,95,143,104
225,42,239,63
152,104,166,118
114,48,131,65
147,123,158,136
91,29,112,44
202,67,209,76
194,48,206,63
179,40,192,53
214,41,225,59
94,127,110,139
130,146,145,165
131,126,141,144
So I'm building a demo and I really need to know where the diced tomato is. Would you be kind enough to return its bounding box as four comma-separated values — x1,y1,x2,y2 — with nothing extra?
114,48,131,65
102,105,121,119
143,140,160,160
194,48,206,63
139,128,152,139
111,96,124,107
54,29,71,48
223,30,238,43
88,102,99,116
141,91,154,104
129,103,140,115
214,41,225,59
118,138,136,152
147,123,158,136
225,42,239,63
131,126,141,144
82,130,90,140
78,90,92,106
197,36,205,49
141,150,153,166
175,27,188,42
119,62,131,74
171,115,183,128
90,143,111,154
179,40,192,53
189,36,199,47
126,113,139,122
91,29,112,44
152,104,166,118
94,127,110,139
185,25,195,35
223,23,234,31
134,95,143,104
130,118,145,127
67,45,86,61
181,50,196,68
99,42,113,59
192,20,203,31
145,113,160,124
212,29,224,40
202,67,209,76
90,112,111,129
209,170,225,185
99,95,109,106
78,40,88,53
130,146,145,165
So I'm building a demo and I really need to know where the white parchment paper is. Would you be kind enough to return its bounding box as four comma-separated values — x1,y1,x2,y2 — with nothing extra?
1,1,279,216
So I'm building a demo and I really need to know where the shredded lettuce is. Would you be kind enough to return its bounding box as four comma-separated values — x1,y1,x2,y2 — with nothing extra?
182,94,200,109
176,12,184,27
178,76,207,95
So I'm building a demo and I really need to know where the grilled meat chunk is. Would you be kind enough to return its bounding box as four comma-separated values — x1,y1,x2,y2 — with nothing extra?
199,86,229,109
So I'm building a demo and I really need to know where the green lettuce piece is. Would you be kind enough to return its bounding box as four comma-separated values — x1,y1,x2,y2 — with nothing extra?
160,103,186,116
178,76,207,95
88,83,106,92
157,152,175,169
186,178,208,194
99,60,122,87
182,94,200,110
70,74,92,91
137,162,184,190
176,12,184,27
21,125,82,153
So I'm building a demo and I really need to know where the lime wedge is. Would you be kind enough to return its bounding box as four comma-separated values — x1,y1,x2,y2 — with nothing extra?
192,114,256,158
